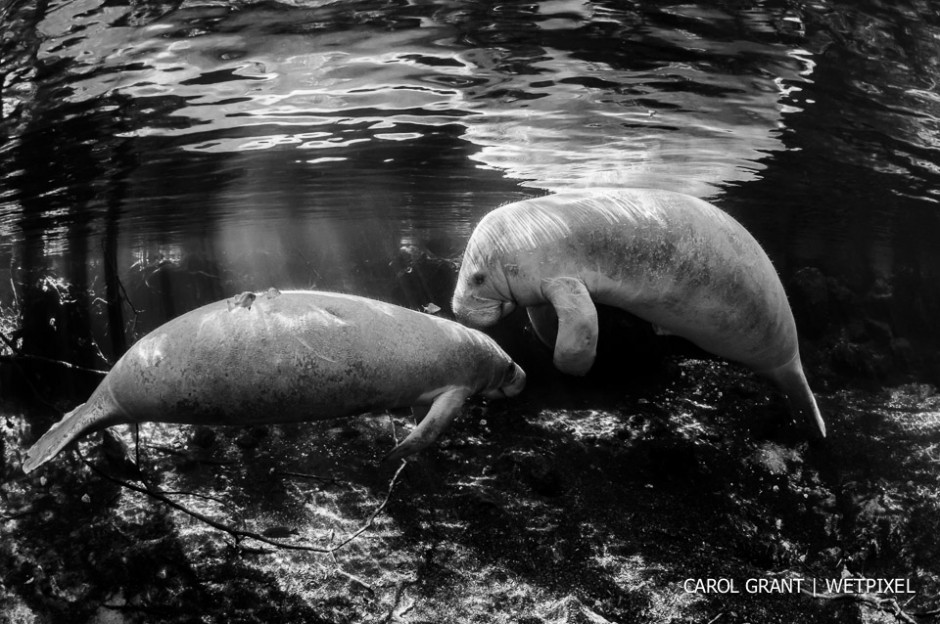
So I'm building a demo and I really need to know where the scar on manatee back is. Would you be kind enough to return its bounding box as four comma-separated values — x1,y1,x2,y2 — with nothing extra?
228,292,256,311
227,288,281,312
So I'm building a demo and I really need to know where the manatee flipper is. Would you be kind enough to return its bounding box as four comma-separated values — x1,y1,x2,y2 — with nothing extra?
764,355,827,438
541,277,598,376
383,386,472,463
526,304,559,348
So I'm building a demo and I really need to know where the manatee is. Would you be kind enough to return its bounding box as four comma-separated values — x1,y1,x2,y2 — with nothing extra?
23,289,526,473
451,189,825,437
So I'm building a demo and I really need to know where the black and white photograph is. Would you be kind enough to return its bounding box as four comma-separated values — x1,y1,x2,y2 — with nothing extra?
1,1,939,622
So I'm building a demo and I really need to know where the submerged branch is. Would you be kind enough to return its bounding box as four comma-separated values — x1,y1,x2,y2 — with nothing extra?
801,589,920,624
0,352,109,376
382,579,418,624
329,460,407,551
0,330,109,375
77,447,408,555
276,470,343,485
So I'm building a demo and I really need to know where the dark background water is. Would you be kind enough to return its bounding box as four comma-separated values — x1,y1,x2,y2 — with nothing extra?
1,0,939,386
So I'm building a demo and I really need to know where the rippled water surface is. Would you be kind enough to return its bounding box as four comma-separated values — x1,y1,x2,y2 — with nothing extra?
1,0,939,374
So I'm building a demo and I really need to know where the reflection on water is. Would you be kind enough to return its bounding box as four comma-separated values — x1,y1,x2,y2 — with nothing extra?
0,0,938,379
31,0,810,196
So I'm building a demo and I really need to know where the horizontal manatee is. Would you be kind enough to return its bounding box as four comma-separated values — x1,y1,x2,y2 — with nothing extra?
23,289,526,473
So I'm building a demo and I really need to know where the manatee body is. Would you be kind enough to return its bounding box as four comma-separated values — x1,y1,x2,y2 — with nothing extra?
23,289,526,473
451,189,825,437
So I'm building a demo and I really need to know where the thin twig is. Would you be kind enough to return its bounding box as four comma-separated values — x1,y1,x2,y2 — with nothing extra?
334,567,374,592
0,333,109,375
328,547,375,594
382,580,418,624
133,423,140,467
77,447,408,555
81,452,331,551
113,257,141,319
106,247,141,338
887,600,921,624
389,413,400,445
329,461,408,551
801,589,920,624
277,470,341,485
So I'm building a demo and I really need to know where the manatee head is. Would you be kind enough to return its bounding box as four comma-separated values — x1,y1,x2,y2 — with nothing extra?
482,360,527,399
451,214,522,327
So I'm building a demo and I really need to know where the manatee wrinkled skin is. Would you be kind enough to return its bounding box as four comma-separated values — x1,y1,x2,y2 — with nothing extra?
23,290,526,473
451,188,826,438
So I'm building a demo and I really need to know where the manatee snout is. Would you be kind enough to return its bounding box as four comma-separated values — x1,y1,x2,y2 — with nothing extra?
484,362,526,399
452,294,513,328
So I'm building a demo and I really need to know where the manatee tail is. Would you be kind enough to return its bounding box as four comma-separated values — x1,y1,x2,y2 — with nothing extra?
765,354,827,438
23,401,105,473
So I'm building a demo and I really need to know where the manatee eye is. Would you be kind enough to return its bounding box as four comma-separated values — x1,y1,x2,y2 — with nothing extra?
503,362,516,383
471,272,486,286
